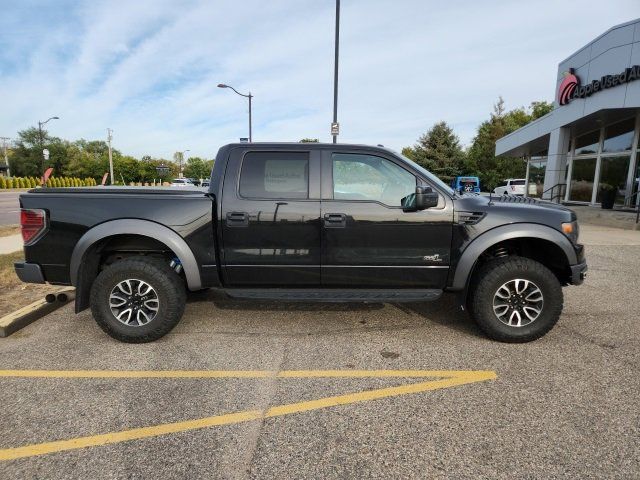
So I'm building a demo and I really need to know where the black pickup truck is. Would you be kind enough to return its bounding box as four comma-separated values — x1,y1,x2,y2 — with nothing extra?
15,143,587,343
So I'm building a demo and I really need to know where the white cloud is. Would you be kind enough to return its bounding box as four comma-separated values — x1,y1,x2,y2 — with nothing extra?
0,0,638,158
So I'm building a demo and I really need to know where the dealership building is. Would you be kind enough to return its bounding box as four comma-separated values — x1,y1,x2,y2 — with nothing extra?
496,19,640,208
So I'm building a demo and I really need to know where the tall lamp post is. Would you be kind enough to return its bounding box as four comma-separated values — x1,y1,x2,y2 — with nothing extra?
217,84,252,142
331,0,340,144
177,149,190,178
38,116,59,186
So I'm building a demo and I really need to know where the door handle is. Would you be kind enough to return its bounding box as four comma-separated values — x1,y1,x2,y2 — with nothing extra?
324,213,346,228
226,212,249,227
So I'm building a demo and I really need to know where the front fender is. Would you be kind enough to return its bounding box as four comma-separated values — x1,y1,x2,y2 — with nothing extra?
450,223,577,291
70,219,202,291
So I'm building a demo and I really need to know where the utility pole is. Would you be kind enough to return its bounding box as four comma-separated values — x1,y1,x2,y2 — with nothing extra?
331,0,340,144
0,137,10,177
107,128,114,185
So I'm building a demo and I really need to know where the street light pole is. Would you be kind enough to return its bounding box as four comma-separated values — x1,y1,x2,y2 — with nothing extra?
0,137,10,177
178,149,190,178
38,116,59,186
217,84,253,142
332,0,340,144
107,128,114,185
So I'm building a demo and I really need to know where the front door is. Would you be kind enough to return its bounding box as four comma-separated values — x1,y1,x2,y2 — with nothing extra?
321,151,453,288
221,149,321,286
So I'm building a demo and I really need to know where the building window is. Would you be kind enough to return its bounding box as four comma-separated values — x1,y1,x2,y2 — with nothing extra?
602,118,635,153
527,157,547,198
596,155,630,205
574,130,600,156
569,157,596,202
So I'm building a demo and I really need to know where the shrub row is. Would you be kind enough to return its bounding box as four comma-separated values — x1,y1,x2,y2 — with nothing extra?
0,176,98,189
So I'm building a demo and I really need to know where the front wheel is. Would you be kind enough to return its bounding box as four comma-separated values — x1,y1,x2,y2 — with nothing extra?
90,256,186,343
468,256,563,342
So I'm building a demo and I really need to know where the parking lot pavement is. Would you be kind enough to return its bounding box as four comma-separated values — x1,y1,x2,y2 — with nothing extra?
0,227,639,479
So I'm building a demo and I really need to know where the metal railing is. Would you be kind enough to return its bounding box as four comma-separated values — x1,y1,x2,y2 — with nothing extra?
541,183,566,203
622,190,640,223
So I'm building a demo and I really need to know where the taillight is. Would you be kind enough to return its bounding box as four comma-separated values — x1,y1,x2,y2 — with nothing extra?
20,209,47,245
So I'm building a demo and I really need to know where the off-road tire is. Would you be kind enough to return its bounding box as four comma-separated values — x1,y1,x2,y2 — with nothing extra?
469,256,563,343
90,256,186,343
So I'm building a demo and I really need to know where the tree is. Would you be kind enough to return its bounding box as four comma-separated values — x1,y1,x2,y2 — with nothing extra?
299,138,319,143
466,98,554,190
403,121,465,180
183,157,214,180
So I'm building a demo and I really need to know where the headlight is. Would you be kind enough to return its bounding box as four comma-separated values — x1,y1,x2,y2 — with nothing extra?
561,220,579,244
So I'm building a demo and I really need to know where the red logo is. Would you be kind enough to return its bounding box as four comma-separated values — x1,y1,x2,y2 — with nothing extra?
558,69,579,105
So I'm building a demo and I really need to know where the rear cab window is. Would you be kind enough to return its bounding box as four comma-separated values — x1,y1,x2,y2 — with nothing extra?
239,151,309,199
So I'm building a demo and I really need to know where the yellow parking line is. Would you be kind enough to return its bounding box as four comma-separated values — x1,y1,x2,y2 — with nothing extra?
0,370,496,461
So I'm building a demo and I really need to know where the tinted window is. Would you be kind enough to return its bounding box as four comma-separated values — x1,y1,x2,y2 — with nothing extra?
511,180,526,185
575,130,600,155
332,153,416,206
240,152,309,199
602,118,635,153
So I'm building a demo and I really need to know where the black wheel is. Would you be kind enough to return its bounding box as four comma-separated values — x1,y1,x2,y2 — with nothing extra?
468,256,563,343
90,256,186,343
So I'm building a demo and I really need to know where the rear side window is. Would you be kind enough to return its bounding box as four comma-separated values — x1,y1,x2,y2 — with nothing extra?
239,152,309,199
511,180,526,185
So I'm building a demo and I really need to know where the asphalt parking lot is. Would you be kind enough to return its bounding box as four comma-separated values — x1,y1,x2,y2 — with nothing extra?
0,225,638,479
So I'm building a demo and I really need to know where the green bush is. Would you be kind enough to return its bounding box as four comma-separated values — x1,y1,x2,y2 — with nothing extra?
0,177,5,189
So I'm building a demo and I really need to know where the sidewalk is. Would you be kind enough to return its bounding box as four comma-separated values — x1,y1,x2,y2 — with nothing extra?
0,234,23,254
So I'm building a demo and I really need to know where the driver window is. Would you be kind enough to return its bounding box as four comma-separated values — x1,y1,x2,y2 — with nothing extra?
332,153,416,206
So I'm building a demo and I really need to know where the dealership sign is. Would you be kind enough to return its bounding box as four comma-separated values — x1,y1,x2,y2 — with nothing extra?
558,66,640,105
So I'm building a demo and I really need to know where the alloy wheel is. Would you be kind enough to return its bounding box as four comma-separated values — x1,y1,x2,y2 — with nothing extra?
109,279,160,327
492,278,544,327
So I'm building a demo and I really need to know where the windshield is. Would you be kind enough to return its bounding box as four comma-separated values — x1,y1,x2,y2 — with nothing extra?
394,151,454,195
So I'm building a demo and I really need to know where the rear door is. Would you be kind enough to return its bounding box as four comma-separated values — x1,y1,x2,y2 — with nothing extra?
220,148,322,286
320,150,453,288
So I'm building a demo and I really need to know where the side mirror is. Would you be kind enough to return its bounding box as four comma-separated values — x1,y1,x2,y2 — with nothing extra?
402,185,439,211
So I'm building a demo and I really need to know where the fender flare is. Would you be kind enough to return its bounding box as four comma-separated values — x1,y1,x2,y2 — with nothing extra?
70,219,202,291
450,223,577,290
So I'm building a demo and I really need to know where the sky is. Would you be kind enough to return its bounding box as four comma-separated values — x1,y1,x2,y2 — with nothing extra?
0,0,639,159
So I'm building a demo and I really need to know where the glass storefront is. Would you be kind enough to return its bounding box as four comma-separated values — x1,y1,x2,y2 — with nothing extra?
596,155,630,204
527,157,546,198
569,157,596,202
602,118,635,153
565,115,639,206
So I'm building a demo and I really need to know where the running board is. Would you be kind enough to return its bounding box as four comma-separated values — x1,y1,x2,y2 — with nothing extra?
223,288,443,303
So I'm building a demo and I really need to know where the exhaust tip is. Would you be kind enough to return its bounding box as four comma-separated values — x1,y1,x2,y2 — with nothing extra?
56,293,69,303
45,294,56,303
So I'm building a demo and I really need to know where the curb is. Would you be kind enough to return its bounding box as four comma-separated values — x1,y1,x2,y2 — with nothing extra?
0,288,75,337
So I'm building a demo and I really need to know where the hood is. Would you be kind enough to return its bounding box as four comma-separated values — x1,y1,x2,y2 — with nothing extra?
453,193,576,225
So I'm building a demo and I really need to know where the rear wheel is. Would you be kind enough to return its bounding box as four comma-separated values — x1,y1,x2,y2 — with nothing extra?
469,256,563,342
90,257,186,343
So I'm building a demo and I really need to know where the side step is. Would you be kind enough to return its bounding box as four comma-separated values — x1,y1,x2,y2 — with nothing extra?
223,288,443,303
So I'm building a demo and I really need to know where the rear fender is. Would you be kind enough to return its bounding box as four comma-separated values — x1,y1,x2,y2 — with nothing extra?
71,219,202,312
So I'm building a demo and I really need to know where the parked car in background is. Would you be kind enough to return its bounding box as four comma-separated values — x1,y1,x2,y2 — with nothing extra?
450,176,481,194
493,179,526,196
186,178,201,186
170,178,195,187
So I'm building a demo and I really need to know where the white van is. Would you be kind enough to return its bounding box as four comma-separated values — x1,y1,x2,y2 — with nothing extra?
493,179,526,196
